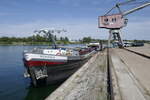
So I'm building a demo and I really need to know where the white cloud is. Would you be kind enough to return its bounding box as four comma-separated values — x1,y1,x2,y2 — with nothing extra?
122,20,150,40
0,19,108,39
0,18,150,40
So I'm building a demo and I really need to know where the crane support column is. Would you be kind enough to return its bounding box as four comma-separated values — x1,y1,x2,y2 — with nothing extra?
108,29,124,48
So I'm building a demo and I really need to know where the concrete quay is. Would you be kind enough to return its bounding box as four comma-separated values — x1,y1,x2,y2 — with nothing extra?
110,48,150,100
125,43,150,57
46,51,108,100
45,44,150,100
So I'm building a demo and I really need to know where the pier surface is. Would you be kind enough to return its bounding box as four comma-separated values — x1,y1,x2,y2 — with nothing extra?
46,52,108,100
110,48,150,100
46,44,150,100
126,43,150,57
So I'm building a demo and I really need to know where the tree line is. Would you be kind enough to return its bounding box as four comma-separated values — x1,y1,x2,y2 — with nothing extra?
0,34,69,45
0,35,105,44
0,35,149,45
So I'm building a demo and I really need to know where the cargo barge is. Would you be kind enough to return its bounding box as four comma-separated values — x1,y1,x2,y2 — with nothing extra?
23,29,98,86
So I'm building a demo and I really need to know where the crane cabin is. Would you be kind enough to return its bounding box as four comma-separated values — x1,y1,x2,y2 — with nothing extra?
98,14,127,29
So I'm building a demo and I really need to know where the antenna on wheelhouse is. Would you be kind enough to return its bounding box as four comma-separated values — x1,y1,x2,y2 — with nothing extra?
34,28,67,49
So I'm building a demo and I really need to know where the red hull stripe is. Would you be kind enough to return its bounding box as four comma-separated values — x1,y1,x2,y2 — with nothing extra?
25,60,65,67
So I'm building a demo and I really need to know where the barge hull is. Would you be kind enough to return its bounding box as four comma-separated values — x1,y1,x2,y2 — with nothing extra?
26,58,89,86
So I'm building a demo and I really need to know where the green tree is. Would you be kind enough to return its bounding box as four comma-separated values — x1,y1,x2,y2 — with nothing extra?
82,37,92,43
64,37,69,42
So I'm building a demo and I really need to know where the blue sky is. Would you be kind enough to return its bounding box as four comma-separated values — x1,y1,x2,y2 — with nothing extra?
0,0,150,40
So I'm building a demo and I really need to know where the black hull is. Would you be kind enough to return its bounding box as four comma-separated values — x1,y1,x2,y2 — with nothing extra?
27,58,89,86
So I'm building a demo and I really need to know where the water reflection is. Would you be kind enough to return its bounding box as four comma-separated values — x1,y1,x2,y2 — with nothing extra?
25,83,61,100
0,46,63,100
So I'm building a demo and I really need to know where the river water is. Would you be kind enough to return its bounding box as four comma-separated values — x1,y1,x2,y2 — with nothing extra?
0,45,84,100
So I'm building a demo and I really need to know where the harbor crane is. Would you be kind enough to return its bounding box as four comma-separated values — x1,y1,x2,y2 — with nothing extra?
98,0,150,48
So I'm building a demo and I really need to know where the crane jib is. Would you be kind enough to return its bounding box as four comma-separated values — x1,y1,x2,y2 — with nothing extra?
123,2,150,16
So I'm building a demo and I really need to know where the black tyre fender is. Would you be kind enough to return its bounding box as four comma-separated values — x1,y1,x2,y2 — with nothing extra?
29,67,38,87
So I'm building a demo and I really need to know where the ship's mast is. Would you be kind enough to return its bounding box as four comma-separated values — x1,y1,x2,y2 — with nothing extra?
34,29,66,48
99,0,150,48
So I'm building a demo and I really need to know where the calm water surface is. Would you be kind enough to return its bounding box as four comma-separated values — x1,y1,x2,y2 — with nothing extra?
0,45,83,100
